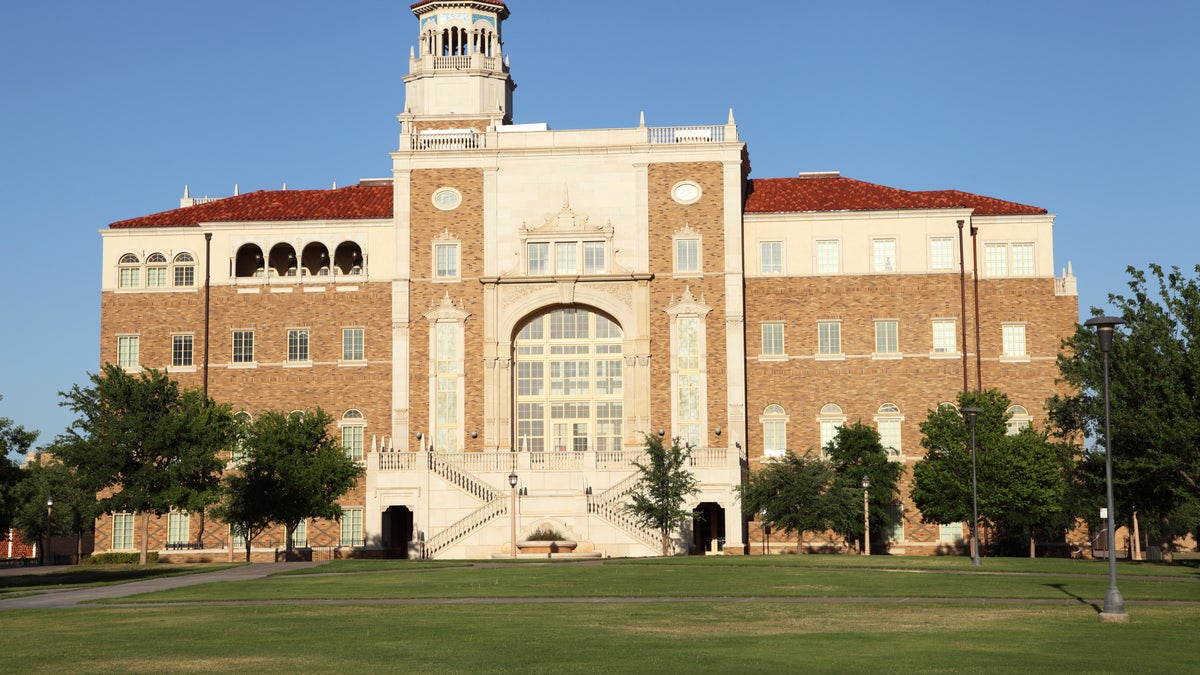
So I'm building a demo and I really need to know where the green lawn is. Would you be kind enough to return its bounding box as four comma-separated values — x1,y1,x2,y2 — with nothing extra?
0,563,244,598
3,556,1198,673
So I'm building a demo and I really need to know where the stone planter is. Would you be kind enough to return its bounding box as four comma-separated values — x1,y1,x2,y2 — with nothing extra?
516,540,578,554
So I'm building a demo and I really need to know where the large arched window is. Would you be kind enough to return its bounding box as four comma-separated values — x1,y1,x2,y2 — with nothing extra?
818,403,846,456
118,253,141,288
761,404,788,459
173,252,196,287
341,409,366,461
146,253,168,288
874,403,903,458
513,308,624,453
1006,405,1031,435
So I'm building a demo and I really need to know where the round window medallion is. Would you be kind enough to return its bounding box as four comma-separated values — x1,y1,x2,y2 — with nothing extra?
671,181,702,205
432,187,462,211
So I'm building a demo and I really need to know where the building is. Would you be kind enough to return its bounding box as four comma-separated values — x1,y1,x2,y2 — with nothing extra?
95,0,1077,560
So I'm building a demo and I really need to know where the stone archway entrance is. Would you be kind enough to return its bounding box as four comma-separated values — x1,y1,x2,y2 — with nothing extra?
382,506,415,559
692,502,726,554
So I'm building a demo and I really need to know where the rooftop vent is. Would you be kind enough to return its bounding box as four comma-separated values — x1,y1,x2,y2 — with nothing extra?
798,171,841,179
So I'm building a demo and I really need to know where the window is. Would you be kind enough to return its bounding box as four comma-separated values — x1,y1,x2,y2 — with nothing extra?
759,241,782,274
287,329,310,363
232,330,254,364
173,253,195,287
527,243,549,275
675,316,702,445
675,238,700,274
888,503,905,542
147,253,168,288
342,328,365,362
818,404,845,456
872,239,896,272
874,320,899,355
984,243,1007,276
761,323,785,357
231,525,247,550
435,323,461,452
112,513,135,550
118,254,140,289
1002,323,1027,358
117,335,139,369
342,412,365,461
172,334,194,367
762,404,788,459
584,242,605,274
816,240,839,274
817,321,841,356
932,319,957,354
930,237,954,271
434,242,460,280
340,508,364,547
1006,405,1032,435
1012,243,1034,276
167,511,190,547
556,242,578,274
939,522,964,543
231,412,251,464
875,403,902,458
290,519,308,548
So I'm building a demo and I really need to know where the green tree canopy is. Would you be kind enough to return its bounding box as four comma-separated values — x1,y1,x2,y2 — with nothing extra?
214,408,363,561
739,450,839,553
1,394,39,534
1050,264,1200,550
623,433,700,556
11,450,102,562
824,422,905,551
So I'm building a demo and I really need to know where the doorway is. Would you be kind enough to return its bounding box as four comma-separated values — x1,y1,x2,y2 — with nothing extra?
382,506,414,559
692,502,726,554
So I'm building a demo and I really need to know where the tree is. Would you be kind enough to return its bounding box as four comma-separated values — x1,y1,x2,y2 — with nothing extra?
914,389,1071,556
823,423,905,552
1051,264,1200,553
738,450,839,553
623,433,700,556
1,394,39,534
214,409,363,561
56,365,236,564
11,450,102,563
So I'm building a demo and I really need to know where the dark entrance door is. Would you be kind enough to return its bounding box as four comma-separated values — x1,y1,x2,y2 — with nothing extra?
692,502,726,554
382,506,414,559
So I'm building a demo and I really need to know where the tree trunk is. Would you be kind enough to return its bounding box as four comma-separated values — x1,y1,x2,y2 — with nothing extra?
661,529,670,557
245,538,252,563
196,509,206,549
139,511,150,565
1029,532,1035,558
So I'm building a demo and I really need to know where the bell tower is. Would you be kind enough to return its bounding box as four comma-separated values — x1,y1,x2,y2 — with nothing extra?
402,0,516,129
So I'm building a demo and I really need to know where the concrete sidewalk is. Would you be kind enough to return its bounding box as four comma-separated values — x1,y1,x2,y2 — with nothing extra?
0,562,323,611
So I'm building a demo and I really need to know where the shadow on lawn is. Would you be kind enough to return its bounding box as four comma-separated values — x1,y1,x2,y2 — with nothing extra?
1044,582,1100,613
0,566,220,592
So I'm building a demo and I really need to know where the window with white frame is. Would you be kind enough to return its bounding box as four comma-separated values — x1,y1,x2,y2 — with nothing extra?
231,524,247,550
342,409,365,461
939,522,964,543
434,242,460,280
1012,243,1034,276
342,328,364,362
525,240,607,276
147,253,168,288
172,334,194,368
287,329,310,363
888,503,905,542
875,403,902,458
932,319,957,355
930,237,954,271
875,320,899,355
761,404,788,459
231,412,251,464
1006,405,1032,435
340,508,364,546
435,322,461,452
1002,323,1027,358
527,242,549,275
818,403,845,456
816,240,839,274
173,253,196,287
117,335,139,370
112,513,135,550
872,238,897,272
761,322,785,358
290,519,308,548
675,316,703,446
759,241,783,274
167,511,189,547
118,254,141,289
675,237,700,275
984,243,1008,276
232,330,254,364
818,321,841,356
584,242,605,274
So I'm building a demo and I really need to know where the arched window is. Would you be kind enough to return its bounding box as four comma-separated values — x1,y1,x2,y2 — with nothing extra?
269,244,297,277
146,253,168,288
118,253,141,288
334,241,363,275
761,404,788,459
818,403,846,456
301,242,330,277
341,409,366,461
173,252,196,287
875,403,903,458
1006,405,1031,435
235,244,265,278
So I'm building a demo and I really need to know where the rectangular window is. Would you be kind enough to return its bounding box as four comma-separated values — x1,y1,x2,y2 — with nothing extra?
147,267,168,288
1003,323,1027,358
984,243,1008,276
117,336,139,369
930,237,954,271
875,321,899,355
877,418,901,457
172,335,194,367
819,420,841,453
119,267,140,289
761,323,785,357
167,512,189,547
528,243,549,275
1012,243,1034,276
340,508,364,547
232,330,254,364
872,239,897,272
676,316,702,446
763,420,786,459
759,241,782,274
818,322,841,356
342,426,364,461
595,402,623,452
174,266,195,287
516,402,545,453
939,522,964,543
435,322,460,452
342,328,364,361
112,513,135,550
816,240,839,274
287,329,310,363
583,242,605,274
932,319,957,354
556,242,578,274
291,519,308,548
675,239,700,274
434,243,459,279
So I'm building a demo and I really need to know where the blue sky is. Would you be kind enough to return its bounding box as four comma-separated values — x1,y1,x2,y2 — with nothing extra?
2,0,1197,447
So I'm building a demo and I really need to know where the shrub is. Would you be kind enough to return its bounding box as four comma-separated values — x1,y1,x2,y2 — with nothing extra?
524,525,566,541
83,552,159,565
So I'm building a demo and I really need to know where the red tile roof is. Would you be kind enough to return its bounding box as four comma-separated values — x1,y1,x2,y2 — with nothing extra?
744,175,1046,216
109,185,394,229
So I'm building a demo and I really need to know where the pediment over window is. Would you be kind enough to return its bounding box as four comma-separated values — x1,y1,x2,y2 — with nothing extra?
423,292,471,322
519,189,614,239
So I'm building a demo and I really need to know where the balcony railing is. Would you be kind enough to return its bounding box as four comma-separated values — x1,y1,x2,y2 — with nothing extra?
375,447,730,473
647,125,725,145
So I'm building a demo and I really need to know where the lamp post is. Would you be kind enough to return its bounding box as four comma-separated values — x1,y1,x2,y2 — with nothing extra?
44,495,54,566
1085,315,1129,623
961,407,983,567
759,509,770,555
509,471,519,559
861,476,870,556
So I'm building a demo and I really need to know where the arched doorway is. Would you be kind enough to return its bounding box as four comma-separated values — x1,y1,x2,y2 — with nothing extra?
382,506,415,559
692,502,726,555
512,307,625,453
